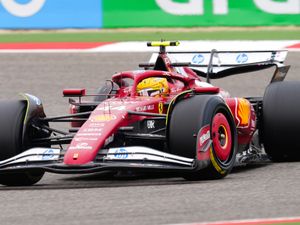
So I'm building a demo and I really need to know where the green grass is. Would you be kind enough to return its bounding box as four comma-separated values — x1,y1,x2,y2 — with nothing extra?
0,29,299,42
279,223,300,225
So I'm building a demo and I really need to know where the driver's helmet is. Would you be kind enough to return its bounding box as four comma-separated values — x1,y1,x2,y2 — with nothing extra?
137,77,169,97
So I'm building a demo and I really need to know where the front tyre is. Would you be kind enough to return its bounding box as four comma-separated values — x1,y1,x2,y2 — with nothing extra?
0,100,44,186
0,171,44,186
168,95,237,180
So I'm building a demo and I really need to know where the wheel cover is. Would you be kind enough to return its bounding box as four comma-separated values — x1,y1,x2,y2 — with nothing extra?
211,112,232,162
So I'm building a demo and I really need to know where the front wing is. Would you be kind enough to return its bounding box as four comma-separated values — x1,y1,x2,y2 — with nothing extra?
0,147,202,174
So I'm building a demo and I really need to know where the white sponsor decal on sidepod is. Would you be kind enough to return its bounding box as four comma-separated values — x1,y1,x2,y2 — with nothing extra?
136,105,155,112
82,128,102,133
74,137,98,142
96,105,127,111
69,143,92,150
76,133,102,137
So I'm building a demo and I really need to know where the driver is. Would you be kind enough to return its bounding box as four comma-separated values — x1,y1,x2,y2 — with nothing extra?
137,77,169,97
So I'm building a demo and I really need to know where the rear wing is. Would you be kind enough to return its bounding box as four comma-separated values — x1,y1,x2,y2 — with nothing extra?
148,49,289,82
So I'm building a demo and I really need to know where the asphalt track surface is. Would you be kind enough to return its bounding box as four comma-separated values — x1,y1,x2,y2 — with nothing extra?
0,52,300,225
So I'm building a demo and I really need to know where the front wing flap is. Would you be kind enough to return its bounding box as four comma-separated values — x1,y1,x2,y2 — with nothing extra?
0,147,198,174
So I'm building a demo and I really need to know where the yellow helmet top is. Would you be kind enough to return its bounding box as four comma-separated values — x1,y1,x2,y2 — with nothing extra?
137,77,169,97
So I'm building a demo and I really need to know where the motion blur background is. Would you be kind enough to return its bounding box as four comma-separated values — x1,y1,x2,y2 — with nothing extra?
0,0,300,29
0,2,300,225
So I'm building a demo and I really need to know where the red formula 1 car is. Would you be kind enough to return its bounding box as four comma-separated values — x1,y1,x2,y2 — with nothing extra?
0,41,299,186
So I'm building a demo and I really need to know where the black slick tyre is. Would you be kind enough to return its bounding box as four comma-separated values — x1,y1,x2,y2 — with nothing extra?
168,95,237,180
263,81,300,161
0,100,44,186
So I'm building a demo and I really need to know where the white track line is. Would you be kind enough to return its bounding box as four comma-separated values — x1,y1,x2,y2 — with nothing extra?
167,216,300,225
89,41,300,52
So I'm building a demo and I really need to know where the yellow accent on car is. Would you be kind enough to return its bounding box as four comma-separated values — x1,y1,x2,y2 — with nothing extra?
90,114,116,122
237,98,251,127
165,90,193,126
147,41,180,47
158,102,164,114
210,148,226,175
219,125,229,149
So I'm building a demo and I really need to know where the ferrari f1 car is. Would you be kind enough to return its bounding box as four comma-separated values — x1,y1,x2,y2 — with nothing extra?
0,41,298,186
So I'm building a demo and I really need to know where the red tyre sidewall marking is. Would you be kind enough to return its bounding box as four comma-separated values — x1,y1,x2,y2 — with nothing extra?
212,112,232,162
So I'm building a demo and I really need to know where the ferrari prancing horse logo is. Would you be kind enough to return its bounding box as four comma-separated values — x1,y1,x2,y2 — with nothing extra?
158,102,163,114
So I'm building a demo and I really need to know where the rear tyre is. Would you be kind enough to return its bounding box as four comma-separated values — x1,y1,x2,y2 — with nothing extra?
0,100,44,186
168,95,237,180
263,81,300,161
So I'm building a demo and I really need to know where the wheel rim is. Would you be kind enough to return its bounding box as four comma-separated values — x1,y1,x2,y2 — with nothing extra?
211,112,232,162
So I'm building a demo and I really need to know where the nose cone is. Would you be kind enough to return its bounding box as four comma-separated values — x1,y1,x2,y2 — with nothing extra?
64,111,124,165
63,98,164,165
